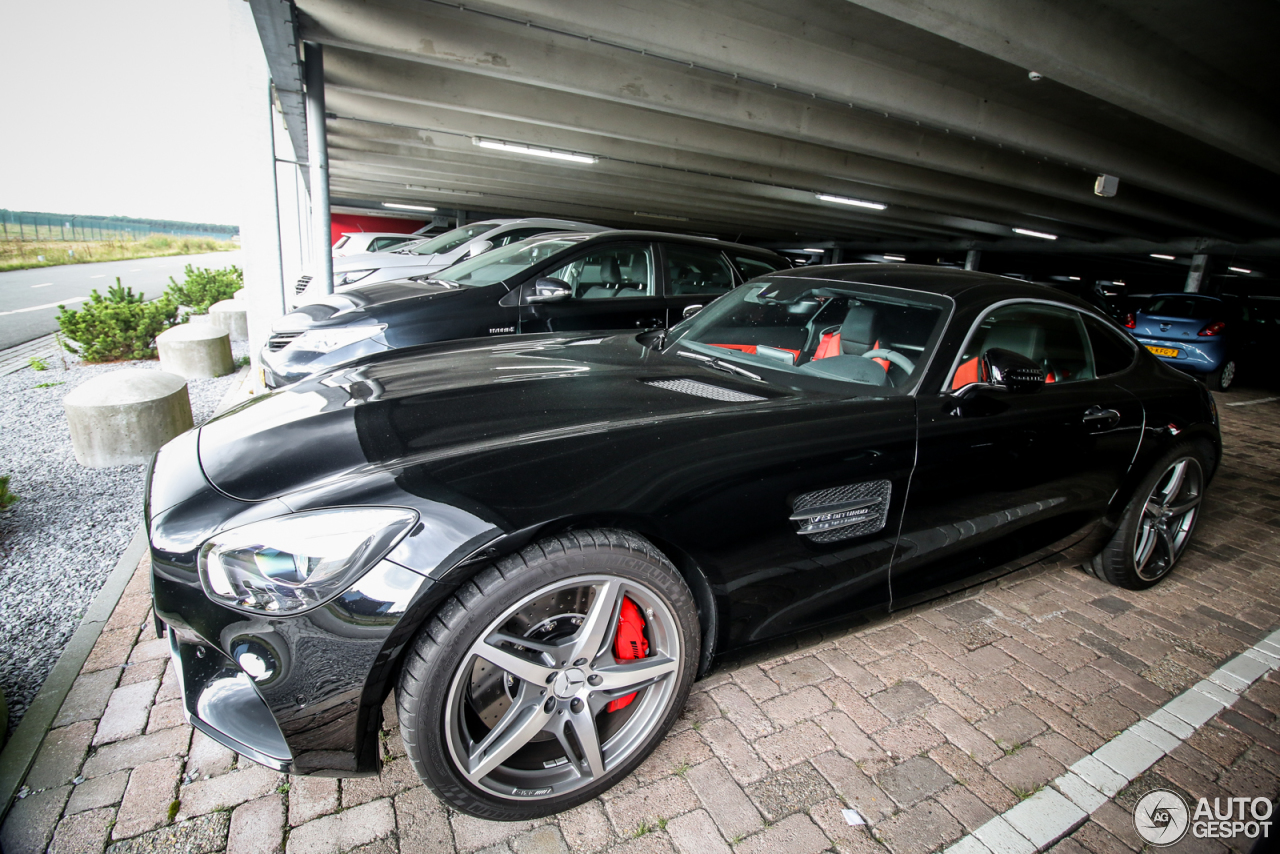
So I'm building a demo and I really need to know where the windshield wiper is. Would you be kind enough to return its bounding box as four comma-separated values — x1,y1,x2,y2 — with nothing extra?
677,350,762,381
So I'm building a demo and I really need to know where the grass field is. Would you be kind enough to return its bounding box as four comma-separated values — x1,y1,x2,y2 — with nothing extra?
0,235,238,273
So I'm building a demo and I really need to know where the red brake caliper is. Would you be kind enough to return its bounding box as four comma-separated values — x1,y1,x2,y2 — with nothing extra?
606,597,649,712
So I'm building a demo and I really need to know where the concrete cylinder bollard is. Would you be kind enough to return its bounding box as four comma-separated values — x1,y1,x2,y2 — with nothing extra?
209,299,248,342
63,370,194,467
157,323,234,379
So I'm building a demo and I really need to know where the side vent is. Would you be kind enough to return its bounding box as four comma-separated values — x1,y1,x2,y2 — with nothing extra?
295,275,313,295
791,480,891,542
644,379,765,403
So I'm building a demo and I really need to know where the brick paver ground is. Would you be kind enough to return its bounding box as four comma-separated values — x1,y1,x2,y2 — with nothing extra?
4,389,1278,854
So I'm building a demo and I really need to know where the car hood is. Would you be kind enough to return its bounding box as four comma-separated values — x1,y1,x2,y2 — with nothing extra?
199,334,812,502
280,279,478,327
334,250,446,271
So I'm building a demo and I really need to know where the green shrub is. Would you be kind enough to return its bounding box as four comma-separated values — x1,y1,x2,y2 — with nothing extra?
57,279,179,362
0,475,17,512
166,264,243,315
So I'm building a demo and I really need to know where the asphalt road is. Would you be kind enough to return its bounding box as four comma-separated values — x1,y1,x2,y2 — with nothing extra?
0,251,243,350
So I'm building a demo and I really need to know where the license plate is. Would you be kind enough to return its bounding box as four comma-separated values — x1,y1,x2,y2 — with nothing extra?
1145,345,1178,358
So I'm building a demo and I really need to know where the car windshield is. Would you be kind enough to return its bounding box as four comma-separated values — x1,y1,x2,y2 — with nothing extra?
427,236,588,287
668,278,950,391
1143,296,1221,320
404,223,501,255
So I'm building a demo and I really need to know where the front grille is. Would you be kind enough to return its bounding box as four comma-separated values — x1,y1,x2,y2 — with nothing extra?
644,378,765,403
294,275,313,295
267,331,302,352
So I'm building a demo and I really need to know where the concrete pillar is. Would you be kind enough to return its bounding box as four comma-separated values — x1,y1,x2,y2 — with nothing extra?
64,370,194,467
227,0,286,368
1185,254,1209,292
209,300,249,342
157,324,234,379
305,42,334,296
965,250,981,271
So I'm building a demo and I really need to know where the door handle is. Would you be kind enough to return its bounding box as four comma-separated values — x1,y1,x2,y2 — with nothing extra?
1082,406,1121,428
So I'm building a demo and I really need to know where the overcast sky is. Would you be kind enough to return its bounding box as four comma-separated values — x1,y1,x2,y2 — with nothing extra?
0,0,243,226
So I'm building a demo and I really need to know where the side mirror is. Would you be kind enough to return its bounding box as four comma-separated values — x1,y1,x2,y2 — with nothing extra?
467,239,494,258
526,277,572,303
982,347,1045,394
682,303,704,320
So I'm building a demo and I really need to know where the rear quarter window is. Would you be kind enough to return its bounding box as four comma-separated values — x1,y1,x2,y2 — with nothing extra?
1083,314,1137,376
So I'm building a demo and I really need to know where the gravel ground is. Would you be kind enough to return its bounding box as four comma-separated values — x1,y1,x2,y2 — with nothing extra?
0,338,248,734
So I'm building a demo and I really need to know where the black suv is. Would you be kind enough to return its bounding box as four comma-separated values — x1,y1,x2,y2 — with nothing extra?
261,231,787,387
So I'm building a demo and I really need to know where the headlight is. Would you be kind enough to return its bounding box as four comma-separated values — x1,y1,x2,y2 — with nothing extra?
336,269,376,286
198,507,418,615
288,324,386,353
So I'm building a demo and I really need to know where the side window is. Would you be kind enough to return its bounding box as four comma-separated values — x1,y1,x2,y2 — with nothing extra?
1082,315,1137,376
664,245,736,296
370,237,406,251
730,254,783,282
950,303,1095,389
492,227,552,248
547,245,655,300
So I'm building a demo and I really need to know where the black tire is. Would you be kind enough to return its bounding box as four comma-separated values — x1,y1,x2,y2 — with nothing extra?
396,529,700,820
1090,443,1208,589
1206,359,1236,391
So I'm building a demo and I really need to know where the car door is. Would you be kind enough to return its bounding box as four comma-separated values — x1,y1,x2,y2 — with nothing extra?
891,301,1144,608
518,242,667,333
658,243,739,328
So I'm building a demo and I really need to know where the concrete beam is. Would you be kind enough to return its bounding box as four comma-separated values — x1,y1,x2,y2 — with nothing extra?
320,53,1229,237
298,0,1280,226
247,0,308,168
325,111,1185,241
840,0,1280,175
798,236,1280,256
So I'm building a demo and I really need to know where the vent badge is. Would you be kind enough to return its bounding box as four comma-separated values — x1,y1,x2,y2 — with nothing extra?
791,480,891,542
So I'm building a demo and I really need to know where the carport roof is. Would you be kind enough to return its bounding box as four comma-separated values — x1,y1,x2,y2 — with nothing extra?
250,0,1280,255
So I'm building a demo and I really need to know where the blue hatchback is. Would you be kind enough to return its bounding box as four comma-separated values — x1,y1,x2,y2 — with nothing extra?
1125,293,1235,390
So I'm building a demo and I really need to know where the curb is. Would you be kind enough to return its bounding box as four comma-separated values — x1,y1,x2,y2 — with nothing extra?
0,525,147,821
0,363,258,823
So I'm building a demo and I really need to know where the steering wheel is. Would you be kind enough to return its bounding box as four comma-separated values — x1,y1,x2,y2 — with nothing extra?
861,348,916,375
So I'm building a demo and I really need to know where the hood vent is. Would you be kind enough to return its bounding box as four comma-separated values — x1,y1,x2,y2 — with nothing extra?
645,378,765,403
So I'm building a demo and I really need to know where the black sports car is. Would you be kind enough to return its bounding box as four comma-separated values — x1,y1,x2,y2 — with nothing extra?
147,264,1219,820
261,230,787,388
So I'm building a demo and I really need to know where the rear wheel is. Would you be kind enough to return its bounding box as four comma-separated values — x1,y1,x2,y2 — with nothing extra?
397,529,699,820
1206,360,1236,391
1090,444,1207,589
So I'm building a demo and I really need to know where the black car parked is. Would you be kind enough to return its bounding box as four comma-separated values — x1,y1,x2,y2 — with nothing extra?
148,265,1219,821
261,231,787,387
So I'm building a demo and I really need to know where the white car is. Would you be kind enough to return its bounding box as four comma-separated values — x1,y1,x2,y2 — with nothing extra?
331,232,425,256
295,218,608,301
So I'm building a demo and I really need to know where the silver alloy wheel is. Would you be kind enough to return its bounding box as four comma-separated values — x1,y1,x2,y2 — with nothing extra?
443,574,681,800
1219,360,1236,390
1134,457,1203,581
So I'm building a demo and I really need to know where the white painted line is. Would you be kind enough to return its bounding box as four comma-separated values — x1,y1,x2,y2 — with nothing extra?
1225,396,1279,407
938,630,1279,852
30,283,53,288
89,274,106,278
0,297,86,316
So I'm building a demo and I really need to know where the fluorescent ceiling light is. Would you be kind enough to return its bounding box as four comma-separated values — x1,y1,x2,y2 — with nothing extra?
1012,227,1057,240
633,211,688,221
1067,276,1081,281
383,202,437,212
803,248,825,253
1229,266,1252,274
474,138,597,163
1150,253,1176,260
884,254,906,262
816,193,888,210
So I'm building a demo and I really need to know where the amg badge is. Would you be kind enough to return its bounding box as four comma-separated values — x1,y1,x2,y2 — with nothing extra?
790,480,891,542
489,326,516,334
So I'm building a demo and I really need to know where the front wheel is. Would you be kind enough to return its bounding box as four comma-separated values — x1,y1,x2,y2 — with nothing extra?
397,530,699,820
1090,445,1207,589
1206,359,1236,391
